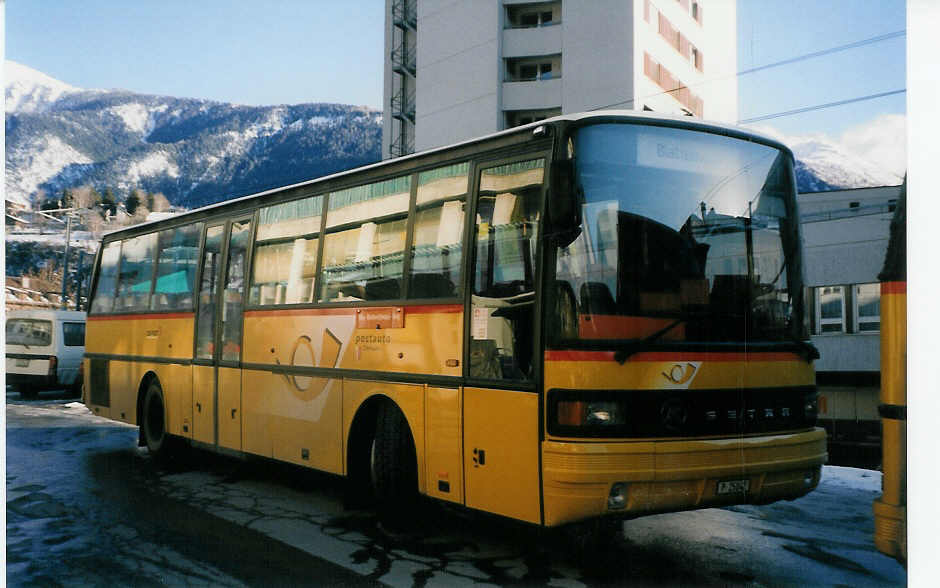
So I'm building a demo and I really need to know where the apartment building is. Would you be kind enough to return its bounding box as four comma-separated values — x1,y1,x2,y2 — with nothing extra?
382,0,737,158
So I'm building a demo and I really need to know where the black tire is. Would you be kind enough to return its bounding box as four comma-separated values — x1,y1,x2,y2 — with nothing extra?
370,402,418,524
142,381,169,457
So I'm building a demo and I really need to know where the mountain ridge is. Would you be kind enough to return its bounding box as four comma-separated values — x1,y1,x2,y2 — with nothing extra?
5,61,382,208
5,61,901,210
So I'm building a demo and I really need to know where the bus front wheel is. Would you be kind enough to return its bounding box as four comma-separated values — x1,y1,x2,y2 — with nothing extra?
370,402,418,523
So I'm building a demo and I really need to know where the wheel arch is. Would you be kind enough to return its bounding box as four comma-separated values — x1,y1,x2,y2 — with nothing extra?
346,394,420,501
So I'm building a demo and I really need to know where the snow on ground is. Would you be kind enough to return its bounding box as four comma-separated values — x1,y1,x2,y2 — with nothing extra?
7,399,907,587
623,466,904,587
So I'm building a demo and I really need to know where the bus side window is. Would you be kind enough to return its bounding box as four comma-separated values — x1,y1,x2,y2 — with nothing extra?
90,241,122,314
151,223,202,311
319,176,411,303
409,162,469,299
470,158,544,381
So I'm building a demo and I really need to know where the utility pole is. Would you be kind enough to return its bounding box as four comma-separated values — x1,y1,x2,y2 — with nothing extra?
61,215,72,307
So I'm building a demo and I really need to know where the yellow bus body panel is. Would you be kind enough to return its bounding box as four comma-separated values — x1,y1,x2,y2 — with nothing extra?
425,386,464,504
542,429,826,526
874,283,906,560
463,387,541,524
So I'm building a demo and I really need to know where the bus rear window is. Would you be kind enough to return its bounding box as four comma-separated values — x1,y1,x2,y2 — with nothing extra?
6,319,53,346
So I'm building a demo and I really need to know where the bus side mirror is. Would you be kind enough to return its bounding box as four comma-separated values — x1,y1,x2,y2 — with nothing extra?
547,160,582,248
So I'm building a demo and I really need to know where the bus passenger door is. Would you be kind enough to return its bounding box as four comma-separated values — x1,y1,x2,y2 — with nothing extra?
217,219,251,451
462,157,546,524
193,224,224,445
192,219,251,451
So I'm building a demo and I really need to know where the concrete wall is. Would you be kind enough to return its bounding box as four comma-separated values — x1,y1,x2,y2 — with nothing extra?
798,186,900,374
415,0,501,152
561,0,634,113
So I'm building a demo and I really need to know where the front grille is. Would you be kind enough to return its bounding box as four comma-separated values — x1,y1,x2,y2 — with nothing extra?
548,386,817,439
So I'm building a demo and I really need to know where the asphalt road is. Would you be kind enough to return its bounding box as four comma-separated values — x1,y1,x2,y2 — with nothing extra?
6,389,906,587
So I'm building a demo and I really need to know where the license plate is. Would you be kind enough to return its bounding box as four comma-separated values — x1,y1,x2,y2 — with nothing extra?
717,479,750,495
15,358,29,367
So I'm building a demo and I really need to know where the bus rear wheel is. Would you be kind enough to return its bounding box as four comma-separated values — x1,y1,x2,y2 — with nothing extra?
370,402,418,525
142,381,168,458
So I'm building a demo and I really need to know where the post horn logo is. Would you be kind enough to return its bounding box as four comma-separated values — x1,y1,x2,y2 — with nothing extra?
662,362,699,386
275,329,342,400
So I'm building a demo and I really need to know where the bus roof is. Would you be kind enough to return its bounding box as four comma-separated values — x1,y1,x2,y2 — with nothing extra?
101,110,791,239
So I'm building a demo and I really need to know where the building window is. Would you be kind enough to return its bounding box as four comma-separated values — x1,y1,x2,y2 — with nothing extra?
855,283,881,332
506,3,559,29
815,285,846,334
505,108,561,128
506,56,560,82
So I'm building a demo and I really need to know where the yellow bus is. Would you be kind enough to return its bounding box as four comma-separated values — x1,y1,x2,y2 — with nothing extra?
83,111,826,530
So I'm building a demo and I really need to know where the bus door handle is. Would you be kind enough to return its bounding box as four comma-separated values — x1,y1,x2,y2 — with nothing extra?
196,402,202,413
473,448,486,466
231,408,237,420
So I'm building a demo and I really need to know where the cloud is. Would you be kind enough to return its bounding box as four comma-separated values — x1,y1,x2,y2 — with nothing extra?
751,114,907,185
839,114,906,179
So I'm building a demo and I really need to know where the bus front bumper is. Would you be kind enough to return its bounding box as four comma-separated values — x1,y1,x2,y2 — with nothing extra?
542,427,827,526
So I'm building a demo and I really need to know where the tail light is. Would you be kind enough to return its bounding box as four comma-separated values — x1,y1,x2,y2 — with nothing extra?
48,356,58,378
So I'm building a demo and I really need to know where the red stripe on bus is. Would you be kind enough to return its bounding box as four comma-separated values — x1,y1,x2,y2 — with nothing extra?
545,350,801,362
243,308,357,318
87,312,194,321
405,304,463,314
881,281,906,295
244,304,463,318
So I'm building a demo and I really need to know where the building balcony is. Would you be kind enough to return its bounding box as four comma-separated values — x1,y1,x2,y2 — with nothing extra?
501,77,562,111
502,24,563,58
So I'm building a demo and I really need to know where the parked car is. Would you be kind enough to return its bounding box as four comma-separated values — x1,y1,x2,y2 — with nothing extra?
6,309,86,398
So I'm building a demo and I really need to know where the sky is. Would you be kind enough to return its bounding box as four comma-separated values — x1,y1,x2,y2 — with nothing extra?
5,0,906,166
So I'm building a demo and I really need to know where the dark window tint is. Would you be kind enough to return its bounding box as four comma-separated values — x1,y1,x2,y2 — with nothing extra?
63,322,85,346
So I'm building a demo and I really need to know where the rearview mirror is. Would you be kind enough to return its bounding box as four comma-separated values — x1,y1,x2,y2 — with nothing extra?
547,160,582,248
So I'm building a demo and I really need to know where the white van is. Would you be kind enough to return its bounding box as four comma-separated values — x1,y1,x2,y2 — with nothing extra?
5,309,86,398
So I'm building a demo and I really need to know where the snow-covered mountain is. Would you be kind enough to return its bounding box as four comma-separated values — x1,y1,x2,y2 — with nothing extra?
4,61,382,208
5,61,901,208
790,136,903,193
5,60,96,114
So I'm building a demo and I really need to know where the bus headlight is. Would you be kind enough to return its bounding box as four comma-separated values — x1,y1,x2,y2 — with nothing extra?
557,400,627,427
552,393,631,436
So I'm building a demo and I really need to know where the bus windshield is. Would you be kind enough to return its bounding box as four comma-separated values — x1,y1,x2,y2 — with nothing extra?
553,122,804,347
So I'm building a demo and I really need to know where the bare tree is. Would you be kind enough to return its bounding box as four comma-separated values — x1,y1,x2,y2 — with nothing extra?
148,192,171,212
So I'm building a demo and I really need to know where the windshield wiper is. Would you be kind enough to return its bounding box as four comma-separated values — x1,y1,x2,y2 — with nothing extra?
614,318,685,364
788,336,820,363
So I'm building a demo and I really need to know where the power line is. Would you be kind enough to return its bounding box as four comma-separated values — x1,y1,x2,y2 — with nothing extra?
737,30,905,78
589,30,906,114
738,89,906,124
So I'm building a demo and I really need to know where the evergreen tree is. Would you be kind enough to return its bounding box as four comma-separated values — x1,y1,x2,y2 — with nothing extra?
125,190,141,216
